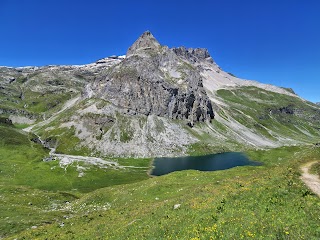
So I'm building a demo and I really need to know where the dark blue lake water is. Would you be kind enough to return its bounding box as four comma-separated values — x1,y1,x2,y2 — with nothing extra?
150,152,261,176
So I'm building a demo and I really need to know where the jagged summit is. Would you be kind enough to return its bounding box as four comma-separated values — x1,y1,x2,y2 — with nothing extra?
95,30,215,126
126,31,213,63
172,47,213,63
126,31,161,56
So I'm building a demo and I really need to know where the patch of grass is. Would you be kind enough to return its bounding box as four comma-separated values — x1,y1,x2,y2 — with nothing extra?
55,127,91,155
115,113,135,142
96,99,111,109
0,125,31,146
0,185,77,238
310,161,320,177
115,157,152,168
187,142,231,156
39,126,92,156
24,91,74,114
120,131,133,142
13,123,31,129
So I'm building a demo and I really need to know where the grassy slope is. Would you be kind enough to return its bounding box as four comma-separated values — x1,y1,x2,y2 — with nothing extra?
0,82,75,119
0,68,86,123
0,125,149,193
182,87,320,156
0,124,149,238
215,86,320,143
8,145,320,239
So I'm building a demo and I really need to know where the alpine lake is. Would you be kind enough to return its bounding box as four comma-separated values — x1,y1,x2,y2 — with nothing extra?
150,152,262,176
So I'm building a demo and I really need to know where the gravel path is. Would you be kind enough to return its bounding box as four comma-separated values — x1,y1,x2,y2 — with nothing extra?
300,161,320,197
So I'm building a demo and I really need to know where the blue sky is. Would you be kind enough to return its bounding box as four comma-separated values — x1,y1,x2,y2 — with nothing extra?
0,0,319,102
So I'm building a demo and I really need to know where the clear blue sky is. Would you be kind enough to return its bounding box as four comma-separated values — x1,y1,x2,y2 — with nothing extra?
1,0,319,102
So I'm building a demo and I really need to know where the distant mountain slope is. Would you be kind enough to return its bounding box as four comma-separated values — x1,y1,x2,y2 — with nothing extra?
0,31,319,157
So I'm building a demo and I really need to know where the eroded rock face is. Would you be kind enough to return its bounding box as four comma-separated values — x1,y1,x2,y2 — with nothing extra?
94,31,214,125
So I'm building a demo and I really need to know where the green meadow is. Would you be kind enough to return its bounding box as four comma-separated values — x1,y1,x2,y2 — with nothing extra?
1,122,320,239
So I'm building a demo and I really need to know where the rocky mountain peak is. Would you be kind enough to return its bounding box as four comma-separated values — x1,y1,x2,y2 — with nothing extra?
126,31,161,56
95,31,215,125
172,47,213,63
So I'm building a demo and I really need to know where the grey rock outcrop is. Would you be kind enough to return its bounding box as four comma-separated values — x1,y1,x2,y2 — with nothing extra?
126,31,161,56
172,47,213,64
0,117,13,125
94,31,214,125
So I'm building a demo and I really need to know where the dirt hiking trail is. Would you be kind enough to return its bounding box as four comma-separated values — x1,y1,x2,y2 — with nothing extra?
300,161,320,197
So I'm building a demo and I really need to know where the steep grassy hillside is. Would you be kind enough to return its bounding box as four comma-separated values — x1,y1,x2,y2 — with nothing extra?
171,86,320,156
216,86,320,144
6,145,320,239
0,67,87,126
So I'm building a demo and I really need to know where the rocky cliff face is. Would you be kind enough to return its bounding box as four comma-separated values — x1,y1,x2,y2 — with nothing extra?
93,31,214,125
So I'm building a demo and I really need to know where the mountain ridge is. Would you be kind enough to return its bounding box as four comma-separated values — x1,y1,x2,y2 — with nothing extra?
0,31,319,157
